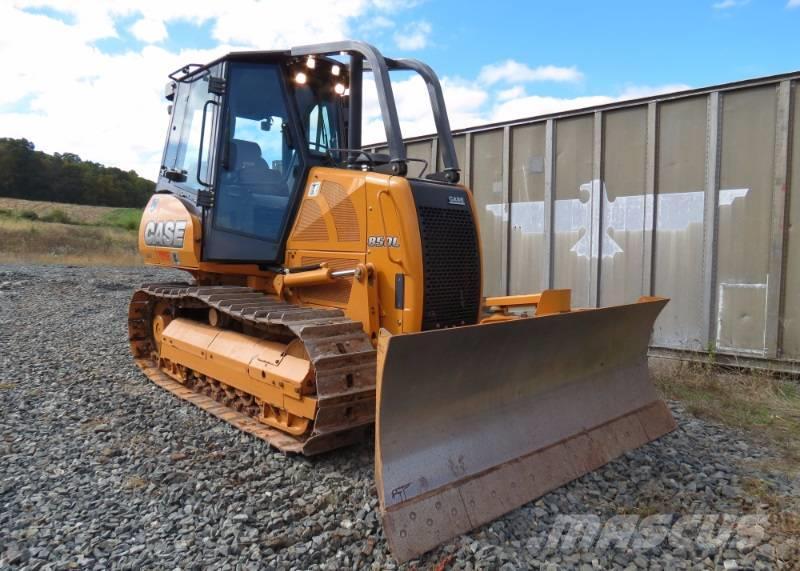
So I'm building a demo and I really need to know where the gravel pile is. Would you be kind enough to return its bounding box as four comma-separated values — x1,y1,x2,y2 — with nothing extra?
1,264,797,570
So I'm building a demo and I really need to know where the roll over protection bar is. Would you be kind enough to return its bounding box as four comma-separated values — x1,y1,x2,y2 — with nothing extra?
291,41,460,183
381,57,460,184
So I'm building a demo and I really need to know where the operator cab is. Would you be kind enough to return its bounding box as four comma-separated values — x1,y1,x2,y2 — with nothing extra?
160,53,350,260
157,42,460,263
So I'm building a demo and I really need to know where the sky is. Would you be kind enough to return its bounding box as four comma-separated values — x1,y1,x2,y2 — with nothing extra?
1,0,799,180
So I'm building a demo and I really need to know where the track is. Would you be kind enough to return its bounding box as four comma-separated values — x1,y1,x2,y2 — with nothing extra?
127,283,376,455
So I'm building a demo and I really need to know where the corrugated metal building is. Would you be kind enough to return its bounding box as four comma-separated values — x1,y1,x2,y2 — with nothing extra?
370,71,800,372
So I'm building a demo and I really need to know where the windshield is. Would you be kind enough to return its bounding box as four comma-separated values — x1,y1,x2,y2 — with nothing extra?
292,68,346,159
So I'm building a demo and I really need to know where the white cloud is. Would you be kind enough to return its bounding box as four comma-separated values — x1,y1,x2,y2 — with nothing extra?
479,60,583,85
361,72,690,145
712,0,748,9
12,0,123,40
131,17,167,43
488,95,612,123
14,0,367,46
394,20,431,50
496,85,526,101
0,0,402,177
487,82,690,124
361,73,490,145
1,1,691,180
209,0,370,48
788,0,800,7
372,15,394,28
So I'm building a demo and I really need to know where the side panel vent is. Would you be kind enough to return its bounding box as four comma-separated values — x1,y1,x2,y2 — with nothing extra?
322,182,360,242
293,199,328,242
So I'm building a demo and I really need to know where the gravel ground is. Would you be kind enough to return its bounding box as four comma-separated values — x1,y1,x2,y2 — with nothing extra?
1,264,798,570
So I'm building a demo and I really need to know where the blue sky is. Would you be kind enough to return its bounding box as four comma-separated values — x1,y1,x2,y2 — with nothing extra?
1,0,798,179
398,0,800,95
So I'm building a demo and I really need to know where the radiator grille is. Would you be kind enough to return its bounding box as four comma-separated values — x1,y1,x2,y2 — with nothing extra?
413,183,481,330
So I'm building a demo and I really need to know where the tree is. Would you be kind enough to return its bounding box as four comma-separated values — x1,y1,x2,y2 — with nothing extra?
0,138,155,207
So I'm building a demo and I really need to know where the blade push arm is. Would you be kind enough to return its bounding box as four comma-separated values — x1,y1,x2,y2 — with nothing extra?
483,289,572,321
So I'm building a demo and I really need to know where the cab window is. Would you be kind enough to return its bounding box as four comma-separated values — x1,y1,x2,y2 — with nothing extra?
307,103,336,154
233,116,288,173
213,63,301,241
162,68,220,191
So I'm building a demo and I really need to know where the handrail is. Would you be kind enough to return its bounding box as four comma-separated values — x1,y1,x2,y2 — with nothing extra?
383,57,460,183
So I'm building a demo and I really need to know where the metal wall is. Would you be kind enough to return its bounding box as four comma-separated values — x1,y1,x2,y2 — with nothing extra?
370,71,799,372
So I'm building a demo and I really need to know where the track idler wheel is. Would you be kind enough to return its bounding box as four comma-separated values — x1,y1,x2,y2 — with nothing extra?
150,300,174,353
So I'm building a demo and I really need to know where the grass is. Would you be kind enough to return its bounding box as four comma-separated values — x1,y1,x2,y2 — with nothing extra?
99,208,142,231
39,208,73,224
0,197,143,265
0,197,141,231
0,216,140,266
653,360,800,470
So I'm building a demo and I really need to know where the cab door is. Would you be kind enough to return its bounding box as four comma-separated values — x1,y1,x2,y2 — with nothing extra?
202,61,306,263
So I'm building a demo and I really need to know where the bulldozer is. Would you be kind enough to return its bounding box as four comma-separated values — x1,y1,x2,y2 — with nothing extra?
128,41,676,562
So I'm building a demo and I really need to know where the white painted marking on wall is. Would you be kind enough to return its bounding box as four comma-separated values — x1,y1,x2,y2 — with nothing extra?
487,182,750,259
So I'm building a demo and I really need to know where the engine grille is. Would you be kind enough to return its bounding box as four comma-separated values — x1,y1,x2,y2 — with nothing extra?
411,181,481,330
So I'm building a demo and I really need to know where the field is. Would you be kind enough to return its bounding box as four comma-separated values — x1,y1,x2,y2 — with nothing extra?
0,197,141,265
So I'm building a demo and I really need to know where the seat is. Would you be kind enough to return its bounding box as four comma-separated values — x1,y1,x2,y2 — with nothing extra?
217,139,289,239
229,139,285,189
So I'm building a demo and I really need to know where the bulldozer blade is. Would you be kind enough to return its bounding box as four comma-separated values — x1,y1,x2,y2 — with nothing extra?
375,297,674,562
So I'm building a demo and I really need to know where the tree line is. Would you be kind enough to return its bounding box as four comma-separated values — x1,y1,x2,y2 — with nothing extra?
0,138,155,208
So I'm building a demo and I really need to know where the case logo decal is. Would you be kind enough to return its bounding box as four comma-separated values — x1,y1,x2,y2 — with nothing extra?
144,220,187,248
